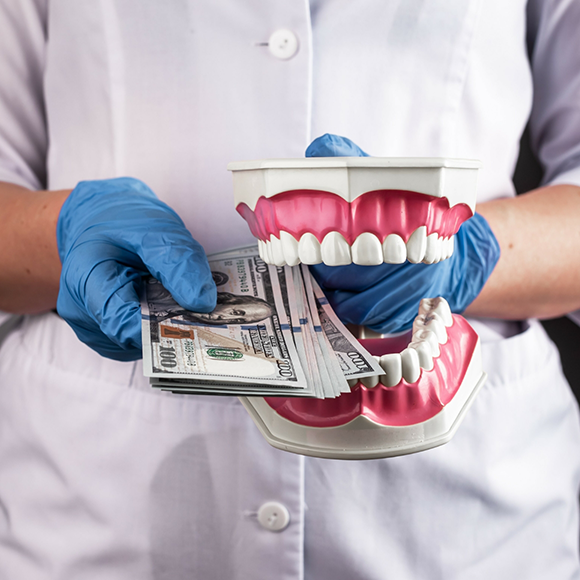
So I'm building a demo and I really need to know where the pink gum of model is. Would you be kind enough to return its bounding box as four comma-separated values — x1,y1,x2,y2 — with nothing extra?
265,315,478,427
237,189,472,243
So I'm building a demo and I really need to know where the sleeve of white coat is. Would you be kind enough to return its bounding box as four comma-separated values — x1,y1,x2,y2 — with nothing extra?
0,0,47,327
527,0,580,187
0,0,48,190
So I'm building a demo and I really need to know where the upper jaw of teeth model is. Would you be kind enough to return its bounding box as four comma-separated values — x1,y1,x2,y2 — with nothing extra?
228,157,480,266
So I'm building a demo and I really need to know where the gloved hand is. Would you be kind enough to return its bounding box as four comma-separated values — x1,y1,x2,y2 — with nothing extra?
57,177,217,361
307,134,500,334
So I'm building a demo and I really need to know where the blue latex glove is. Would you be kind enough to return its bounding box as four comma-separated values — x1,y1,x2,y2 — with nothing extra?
57,177,217,361
307,134,500,334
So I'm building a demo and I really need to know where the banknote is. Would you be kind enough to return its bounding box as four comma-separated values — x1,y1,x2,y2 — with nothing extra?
142,245,384,398
142,254,311,395
300,265,347,397
291,266,326,398
279,265,316,396
310,277,385,380
207,244,261,261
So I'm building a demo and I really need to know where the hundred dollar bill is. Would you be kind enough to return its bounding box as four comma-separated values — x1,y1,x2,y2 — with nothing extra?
300,265,346,397
294,267,336,398
207,244,261,261
278,265,314,392
310,277,385,380
290,266,325,399
142,254,310,395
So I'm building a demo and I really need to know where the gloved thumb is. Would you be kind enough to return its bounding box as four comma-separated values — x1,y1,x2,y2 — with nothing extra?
306,133,370,157
139,230,217,313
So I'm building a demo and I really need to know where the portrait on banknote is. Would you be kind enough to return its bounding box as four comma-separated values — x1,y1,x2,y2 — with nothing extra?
145,278,274,326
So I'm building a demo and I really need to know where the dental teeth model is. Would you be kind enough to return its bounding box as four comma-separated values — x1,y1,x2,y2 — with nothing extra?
229,157,487,459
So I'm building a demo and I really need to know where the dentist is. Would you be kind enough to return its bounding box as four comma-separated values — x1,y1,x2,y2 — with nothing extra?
1,1,580,578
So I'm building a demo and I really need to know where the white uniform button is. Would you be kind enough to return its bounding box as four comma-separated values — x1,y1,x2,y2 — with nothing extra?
268,29,299,60
257,501,290,532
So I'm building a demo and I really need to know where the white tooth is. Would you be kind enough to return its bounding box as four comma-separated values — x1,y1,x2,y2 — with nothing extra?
434,301,453,327
448,235,455,258
406,226,427,263
413,313,447,344
413,311,442,332
441,237,450,260
401,348,421,383
379,353,402,387
321,231,352,266
434,236,443,262
418,297,435,315
361,375,380,389
419,297,453,327
383,234,407,264
352,232,383,265
270,234,286,266
409,340,434,371
258,240,266,261
298,233,322,265
280,231,300,266
347,378,359,388
412,328,440,357
423,232,439,264
264,240,274,264
425,318,447,343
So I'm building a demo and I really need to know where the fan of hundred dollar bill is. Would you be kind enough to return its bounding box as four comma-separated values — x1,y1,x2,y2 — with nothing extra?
141,245,384,398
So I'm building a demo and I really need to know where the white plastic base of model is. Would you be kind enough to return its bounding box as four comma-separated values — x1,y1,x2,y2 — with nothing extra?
239,339,485,460
228,157,481,212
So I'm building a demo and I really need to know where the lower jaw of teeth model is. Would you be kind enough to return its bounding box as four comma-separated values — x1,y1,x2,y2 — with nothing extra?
228,157,487,459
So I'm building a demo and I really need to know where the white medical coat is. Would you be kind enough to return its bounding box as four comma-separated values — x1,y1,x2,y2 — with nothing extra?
1,0,580,578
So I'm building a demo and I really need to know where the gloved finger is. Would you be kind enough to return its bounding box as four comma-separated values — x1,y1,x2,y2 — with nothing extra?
310,262,405,292
446,212,501,312
318,258,454,331
306,133,370,157
83,259,144,353
137,230,217,313
57,261,143,361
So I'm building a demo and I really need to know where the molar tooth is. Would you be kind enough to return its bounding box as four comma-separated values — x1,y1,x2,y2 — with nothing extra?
352,232,383,265
401,348,421,383
321,231,352,266
383,234,406,264
347,378,359,388
419,297,453,327
413,313,447,344
270,234,286,266
412,328,440,357
280,231,300,266
361,374,380,389
406,226,427,263
298,233,322,265
379,353,402,387
423,233,439,264
409,340,434,371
